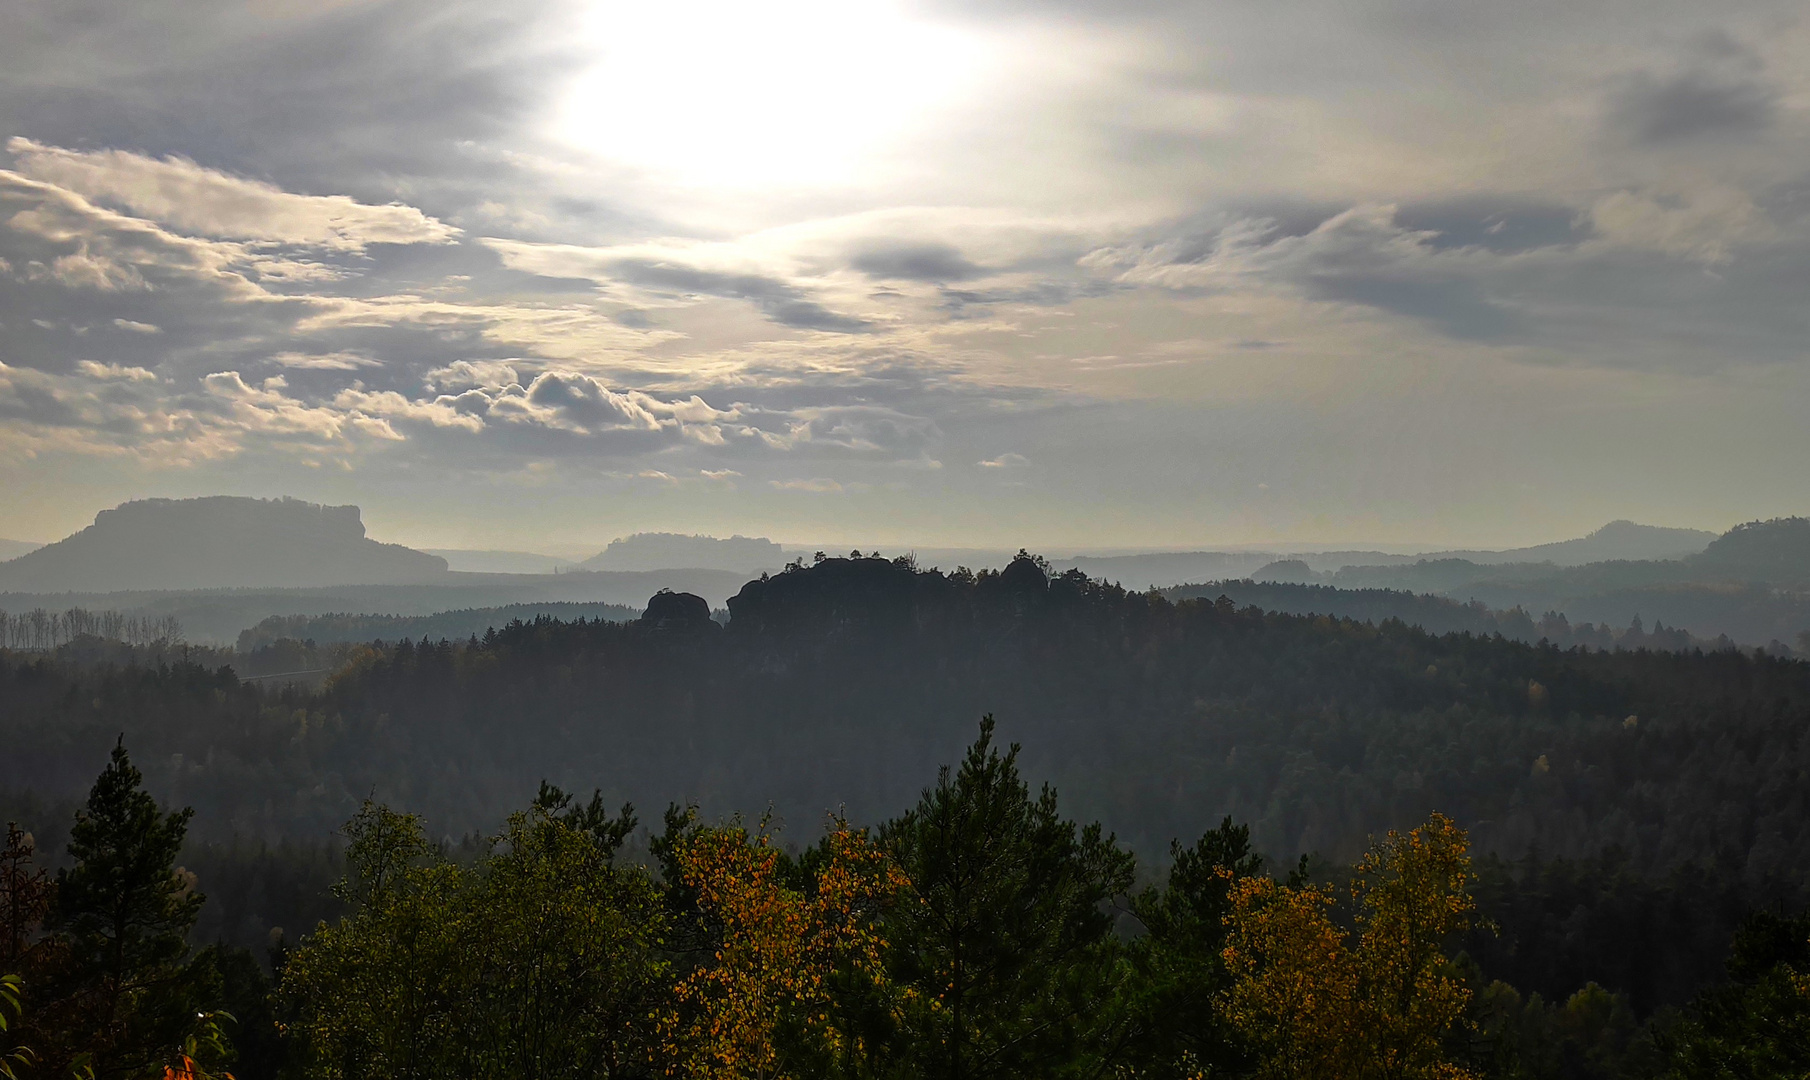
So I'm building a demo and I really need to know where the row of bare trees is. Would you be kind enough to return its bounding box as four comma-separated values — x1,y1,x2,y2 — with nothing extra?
0,607,184,651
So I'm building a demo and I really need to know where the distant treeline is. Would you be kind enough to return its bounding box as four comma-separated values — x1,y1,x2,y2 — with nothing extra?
0,606,185,650
6,555,1810,871
1166,580,1783,655
234,602,641,649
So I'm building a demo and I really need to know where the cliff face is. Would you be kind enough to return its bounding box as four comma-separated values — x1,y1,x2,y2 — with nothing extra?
0,496,448,592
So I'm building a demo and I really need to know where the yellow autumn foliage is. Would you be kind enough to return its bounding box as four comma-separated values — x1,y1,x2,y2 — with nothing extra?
661,821,906,1080
1221,813,1478,1080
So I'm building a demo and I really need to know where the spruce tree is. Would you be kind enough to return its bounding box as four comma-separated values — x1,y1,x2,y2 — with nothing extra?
50,741,215,1080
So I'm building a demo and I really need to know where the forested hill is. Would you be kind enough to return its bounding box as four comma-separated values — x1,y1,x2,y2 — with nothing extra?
4,554,1809,885
1163,579,1731,650
234,601,642,649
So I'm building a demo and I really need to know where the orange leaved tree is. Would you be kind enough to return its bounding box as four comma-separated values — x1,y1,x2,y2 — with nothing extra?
658,815,905,1080
1221,813,1478,1080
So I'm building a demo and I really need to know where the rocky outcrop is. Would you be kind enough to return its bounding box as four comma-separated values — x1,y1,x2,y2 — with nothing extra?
637,589,718,634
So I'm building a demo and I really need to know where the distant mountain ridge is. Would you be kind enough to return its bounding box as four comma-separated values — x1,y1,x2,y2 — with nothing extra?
0,540,42,562
1055,521,1715,591
582,532,784,573
1423,520,1716,566
0,496,448,592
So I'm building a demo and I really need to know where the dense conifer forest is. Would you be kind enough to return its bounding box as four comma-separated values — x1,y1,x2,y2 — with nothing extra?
2,554,1808,1079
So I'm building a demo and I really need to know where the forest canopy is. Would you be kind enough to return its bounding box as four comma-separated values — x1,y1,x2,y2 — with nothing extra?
3,719,1806,1080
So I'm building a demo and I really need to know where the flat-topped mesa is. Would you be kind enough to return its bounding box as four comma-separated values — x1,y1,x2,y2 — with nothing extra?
0,496,447,592
94,496,368,539
583,532,784,574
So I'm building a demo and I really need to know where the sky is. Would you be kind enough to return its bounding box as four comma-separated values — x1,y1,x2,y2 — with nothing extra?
2,0,1808,554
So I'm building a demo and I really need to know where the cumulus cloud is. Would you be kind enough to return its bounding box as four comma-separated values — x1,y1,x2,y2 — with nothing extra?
9,139,461,251
330,386,486,433
201,371,350,441
490,371,666,433
979,452,1029,468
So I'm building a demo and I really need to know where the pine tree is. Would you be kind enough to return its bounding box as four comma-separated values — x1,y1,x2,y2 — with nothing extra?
48,742,218,1080
880,716,1136,1080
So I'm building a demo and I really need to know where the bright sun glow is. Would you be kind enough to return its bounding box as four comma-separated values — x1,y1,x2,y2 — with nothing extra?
554,0,988,191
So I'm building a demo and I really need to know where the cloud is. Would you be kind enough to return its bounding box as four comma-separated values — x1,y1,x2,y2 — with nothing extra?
9,139,460,251
851,241,986,282
769,477,843,493
493,371,665,433
483,239,872,332
425,359,522,391
1391,198,1586,255
0,166,340,379
273,351,384,371
76,360,157,381
34,245,149,291
780,404,941,456
1587,187,1764,263
1607,70,1777,145
614,258,872,333
0,359,375,465
1088,206,1527,341
6,0,1810,540
201,371,349,441
330,386,486,433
